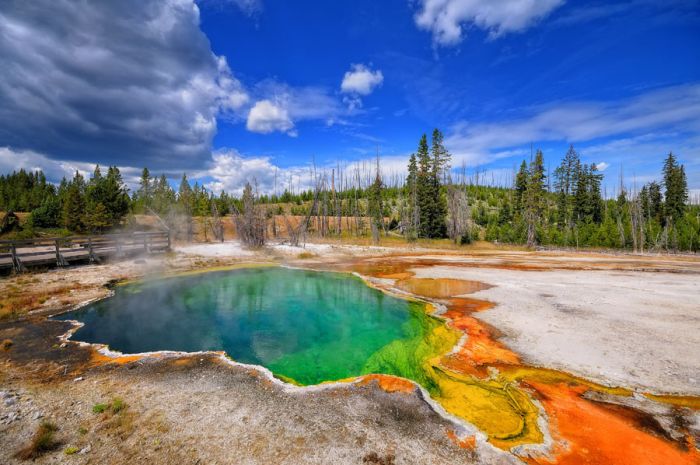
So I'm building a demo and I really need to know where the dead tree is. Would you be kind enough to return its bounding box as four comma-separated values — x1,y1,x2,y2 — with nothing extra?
446,183,470,243
210,202,224,242
232,181,266,248
284,180,323,247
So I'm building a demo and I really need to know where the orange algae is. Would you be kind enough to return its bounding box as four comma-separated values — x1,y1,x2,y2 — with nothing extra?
525,382,700,465
441,299,519,377
359,374,416,393
89,351,142,366
398,278,491,299
342,255,700,460
446,429,477,450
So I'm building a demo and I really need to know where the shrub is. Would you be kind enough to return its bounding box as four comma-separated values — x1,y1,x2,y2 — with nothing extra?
15,421,59,459
92,403,108,414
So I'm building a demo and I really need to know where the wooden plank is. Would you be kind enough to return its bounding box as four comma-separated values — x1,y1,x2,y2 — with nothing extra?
0,230,170,271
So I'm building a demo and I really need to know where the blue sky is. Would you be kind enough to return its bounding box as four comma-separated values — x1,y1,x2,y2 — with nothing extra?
1,0,699,197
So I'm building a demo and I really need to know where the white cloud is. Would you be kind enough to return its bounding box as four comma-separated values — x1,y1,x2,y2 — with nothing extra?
246,100,295,135
445,84,700,164
414,0,564,46
244,81,346,135
0,147,144,191
199,149,317,195
596,161,609,171
341,64,384,96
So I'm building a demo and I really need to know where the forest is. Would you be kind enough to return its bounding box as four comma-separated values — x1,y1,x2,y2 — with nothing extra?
0,129,697,252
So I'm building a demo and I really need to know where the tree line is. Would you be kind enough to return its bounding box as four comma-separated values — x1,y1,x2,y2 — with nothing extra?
0,134,696,251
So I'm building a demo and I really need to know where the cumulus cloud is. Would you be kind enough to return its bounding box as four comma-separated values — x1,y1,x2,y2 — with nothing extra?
246,100,295,135
341,64,384,96
414,0,564,46
199,149,314,195
596,161,609,171
0,0,248,170
245,81,345,135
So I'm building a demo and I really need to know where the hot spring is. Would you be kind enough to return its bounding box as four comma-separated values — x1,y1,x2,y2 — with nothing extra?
57,266,457,387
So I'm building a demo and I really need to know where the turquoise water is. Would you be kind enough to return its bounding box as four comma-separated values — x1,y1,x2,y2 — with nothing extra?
57,267,439,385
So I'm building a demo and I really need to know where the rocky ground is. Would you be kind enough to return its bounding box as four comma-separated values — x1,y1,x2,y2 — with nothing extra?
1,241,699,464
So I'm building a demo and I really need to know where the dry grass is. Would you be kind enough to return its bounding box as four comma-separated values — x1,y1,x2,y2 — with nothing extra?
15,420,59,460
363,452,396,465
0,282,88,320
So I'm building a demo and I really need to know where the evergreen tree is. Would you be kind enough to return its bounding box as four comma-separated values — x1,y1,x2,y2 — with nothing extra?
135,167,153,212
29,197,61,228
62,171,86,232
662,152,688,222
429,128,449,237
647,181,663,222
368,160,384,243
553,145,580,228
84,165,129,229
416,134,433,237
405,153,419,239
514,161,528,212
152,175,176,214
104,166,130,225
83,202,112,233
178,174,193,214
572,163,602,223
524,150,546,246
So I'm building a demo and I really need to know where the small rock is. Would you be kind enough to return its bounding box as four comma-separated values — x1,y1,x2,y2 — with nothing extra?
74,376,84,382
33,411,43,420
80,444,91,454
4,397,16,407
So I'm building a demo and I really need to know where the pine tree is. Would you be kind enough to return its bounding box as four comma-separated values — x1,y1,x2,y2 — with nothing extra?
84,202,111,233
662,152,688,222
647,181,663,222
416,134,433,238
429,128,449,237
62,171,86,232
553,145,581,229
524,150,546,247
153,174,175,214
588,164,604,223
135,168,153,212
514,161,528,212
178,174,193,214
104,166,130,225
405,153,419,239
368,158,384,244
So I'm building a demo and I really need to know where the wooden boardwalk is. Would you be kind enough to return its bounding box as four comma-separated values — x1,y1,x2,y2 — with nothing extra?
0,231,170,273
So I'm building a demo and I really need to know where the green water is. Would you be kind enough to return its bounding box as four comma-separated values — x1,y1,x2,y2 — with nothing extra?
57,267,452,386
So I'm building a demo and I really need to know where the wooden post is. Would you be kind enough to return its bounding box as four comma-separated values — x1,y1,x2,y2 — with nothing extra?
55,239,63,267
10,243,21,274
88,237,95,263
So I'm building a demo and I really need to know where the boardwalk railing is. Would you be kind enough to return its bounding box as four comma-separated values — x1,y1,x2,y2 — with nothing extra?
0,231,170,273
